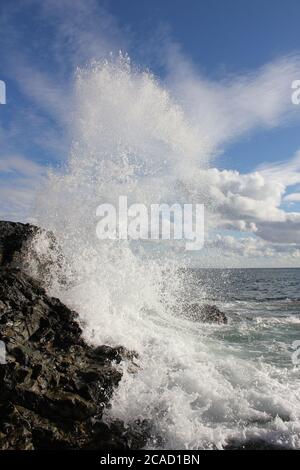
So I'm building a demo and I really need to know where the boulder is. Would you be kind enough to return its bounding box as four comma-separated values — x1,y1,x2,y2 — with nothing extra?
183,303,227,324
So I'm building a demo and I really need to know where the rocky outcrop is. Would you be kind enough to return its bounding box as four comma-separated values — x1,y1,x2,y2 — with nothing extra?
0,221,148,450
0,221,64,286
183,303,227,324
0,221,228,451
0,221,38,268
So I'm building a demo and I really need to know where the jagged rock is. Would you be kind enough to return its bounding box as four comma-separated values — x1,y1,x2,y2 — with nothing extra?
0,221,63,285
0,221,38,267
183,303,227,324
0,221,149,450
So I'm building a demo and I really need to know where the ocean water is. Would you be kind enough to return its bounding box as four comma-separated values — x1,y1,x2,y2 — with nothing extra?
104,268,300,450
31,57,300,450
186,268,300,369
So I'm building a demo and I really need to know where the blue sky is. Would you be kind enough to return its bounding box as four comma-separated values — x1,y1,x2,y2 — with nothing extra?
1,0,300,266
110,0,300,72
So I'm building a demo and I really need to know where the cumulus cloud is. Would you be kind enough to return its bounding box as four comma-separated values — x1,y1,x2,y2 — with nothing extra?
157,41,300,264
204,234,300,267
1,0,300,265
196,159,300,244
175,144,300,259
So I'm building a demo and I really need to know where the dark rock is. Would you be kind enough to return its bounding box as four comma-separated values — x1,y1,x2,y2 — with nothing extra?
0,221,38,267
0,221,64,286
83,419,151,450
0,221,149,450
93,345,139,364
183,303,227,324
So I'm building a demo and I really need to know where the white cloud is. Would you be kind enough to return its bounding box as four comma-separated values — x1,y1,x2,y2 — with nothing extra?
163,43,300,156
0,155,46,221
284,192,300,202
0,154,46,178
176,147,300,254
259,150,300,186
206,234,300,266
1,1,300,265
0,0,127,160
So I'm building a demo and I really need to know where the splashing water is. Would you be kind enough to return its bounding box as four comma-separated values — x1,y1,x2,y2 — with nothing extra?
32,56,300,449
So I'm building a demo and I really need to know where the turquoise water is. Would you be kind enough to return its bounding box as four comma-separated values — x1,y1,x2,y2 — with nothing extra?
187,268,300,369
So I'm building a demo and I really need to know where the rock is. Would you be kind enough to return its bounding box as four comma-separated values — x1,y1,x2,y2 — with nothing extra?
183,303,227,324
0,221,63,285
84,419,152,450
94,345,139,364
0,221,149,450
0,221,38,267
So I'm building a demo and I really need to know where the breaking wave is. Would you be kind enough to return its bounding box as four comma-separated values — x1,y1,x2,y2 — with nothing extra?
32,55,300,449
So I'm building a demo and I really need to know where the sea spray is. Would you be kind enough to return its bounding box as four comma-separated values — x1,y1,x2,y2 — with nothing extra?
31,55,300,449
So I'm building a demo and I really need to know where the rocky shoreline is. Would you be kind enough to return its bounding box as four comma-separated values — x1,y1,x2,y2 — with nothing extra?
0,221,148,450
0,221,285,451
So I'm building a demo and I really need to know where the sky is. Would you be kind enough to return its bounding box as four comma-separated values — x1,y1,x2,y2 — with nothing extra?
0,0,300,267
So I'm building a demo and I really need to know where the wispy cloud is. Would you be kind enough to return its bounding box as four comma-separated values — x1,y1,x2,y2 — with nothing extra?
163,44,300,156
259,150,300,186
0,0,128,220
0,154,46,221
284,192,300,202
0,0,127,161
1,0,300,265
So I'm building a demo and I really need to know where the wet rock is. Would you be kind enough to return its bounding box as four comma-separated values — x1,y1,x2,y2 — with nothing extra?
0,221,63,285
84,419,151,450
0,221,149,450
0,221,38,267
183,303,227,324
94,345,139,364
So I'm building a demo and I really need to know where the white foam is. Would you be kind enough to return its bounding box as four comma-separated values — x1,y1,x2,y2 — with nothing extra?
32,56,300,449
